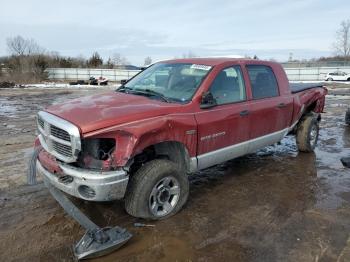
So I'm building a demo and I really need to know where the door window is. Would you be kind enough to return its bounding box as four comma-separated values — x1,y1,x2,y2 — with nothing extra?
208,66,246,105
247,65,279,99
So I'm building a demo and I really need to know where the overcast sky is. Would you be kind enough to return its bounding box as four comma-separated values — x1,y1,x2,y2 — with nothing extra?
0,0,348,65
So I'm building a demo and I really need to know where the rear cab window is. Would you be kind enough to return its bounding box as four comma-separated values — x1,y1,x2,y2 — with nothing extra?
246,65,279,99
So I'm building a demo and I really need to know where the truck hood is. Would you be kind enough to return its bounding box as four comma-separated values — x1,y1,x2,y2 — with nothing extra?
46,91,178,134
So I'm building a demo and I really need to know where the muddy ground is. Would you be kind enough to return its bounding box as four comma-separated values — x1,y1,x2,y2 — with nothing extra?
0,85,350,262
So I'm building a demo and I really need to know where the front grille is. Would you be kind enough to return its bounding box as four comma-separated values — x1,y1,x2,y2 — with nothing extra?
37,111,80,163
52,140,73,157
50,125,71,142
38,117,44,129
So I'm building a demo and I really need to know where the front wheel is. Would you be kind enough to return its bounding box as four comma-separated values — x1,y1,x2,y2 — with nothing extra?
326,78,333,81
125,159,189,220
296,113,319,152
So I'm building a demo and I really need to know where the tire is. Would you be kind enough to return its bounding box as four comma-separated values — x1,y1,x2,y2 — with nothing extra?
345,108,350,125
296,113,319,152
327,78,333,81
124,159,189,220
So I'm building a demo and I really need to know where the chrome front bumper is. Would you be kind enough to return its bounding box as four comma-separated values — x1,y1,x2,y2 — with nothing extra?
36,160,129,201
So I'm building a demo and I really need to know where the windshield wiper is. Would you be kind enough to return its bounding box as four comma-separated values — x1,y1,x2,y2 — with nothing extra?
116,86,171,103
132,88,171,103
143,89,171,102
116,86,133,93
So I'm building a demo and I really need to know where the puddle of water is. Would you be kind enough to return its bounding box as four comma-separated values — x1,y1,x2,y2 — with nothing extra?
0,100,19,118
2,89,350,261
312,98,350,209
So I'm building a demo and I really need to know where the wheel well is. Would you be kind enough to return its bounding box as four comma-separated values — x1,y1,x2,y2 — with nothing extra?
129,141,191,175
290,102,321,135
304,101,321,121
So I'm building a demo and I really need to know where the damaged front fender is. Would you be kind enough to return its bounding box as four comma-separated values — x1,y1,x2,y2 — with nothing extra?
83,114,198,168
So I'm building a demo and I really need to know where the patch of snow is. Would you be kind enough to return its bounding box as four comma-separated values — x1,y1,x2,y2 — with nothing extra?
290,81,326,84
22,82,120,89
326,95,350,100
290,80,350,85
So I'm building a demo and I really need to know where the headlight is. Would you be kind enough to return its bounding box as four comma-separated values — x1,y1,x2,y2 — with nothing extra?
77,138,116,170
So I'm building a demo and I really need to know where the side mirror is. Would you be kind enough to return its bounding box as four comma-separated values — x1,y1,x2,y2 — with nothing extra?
120,79,128,85
200,92,217,109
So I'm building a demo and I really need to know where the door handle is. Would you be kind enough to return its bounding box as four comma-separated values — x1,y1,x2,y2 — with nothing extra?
277,103,286,108
240,110,250,116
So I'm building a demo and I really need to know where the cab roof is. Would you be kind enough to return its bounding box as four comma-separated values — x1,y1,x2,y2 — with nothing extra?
161,57,268,66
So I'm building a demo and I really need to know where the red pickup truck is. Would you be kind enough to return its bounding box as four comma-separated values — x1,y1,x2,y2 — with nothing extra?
32,58,327,220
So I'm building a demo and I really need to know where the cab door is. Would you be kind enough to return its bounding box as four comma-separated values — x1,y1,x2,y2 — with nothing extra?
195,65,250,169
244,64,293,152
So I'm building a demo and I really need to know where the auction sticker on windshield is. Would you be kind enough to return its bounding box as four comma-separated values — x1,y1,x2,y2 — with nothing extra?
190,64,212,71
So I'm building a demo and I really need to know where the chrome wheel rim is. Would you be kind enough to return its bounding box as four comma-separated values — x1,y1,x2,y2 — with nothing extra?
310,125,318,147
149,176,180,217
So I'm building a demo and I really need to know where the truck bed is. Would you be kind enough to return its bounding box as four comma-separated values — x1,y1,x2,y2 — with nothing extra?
289,82,324,94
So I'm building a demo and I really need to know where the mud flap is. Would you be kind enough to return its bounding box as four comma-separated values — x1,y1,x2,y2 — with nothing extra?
44,181,132,260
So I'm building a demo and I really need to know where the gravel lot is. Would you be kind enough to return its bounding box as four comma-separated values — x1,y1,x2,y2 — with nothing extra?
0,85,350,261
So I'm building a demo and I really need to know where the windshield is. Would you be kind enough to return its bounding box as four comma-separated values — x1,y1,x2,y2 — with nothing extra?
119,63,212,103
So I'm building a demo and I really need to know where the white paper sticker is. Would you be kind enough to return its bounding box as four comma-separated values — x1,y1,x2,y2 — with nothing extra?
190,64,212,71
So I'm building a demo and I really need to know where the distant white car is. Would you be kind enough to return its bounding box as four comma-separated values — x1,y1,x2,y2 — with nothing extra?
325,71,350,81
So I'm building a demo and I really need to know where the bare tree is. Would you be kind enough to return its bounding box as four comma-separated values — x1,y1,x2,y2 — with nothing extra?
6,35,45,56
106,57,114,69
333,19,350,58
87,52,103,68
6,35,28,56
144,56,152,66
75,55,87,68
112,53,129,68
26,38,45,55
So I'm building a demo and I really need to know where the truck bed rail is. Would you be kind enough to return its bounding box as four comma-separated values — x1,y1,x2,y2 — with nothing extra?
289,82,324,93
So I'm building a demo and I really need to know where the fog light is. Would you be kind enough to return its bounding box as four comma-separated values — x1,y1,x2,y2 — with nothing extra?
78,185,96,199
58,175,74,184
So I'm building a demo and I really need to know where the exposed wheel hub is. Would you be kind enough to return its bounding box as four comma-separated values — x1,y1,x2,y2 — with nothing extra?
157,187,170,203
149,176,180,217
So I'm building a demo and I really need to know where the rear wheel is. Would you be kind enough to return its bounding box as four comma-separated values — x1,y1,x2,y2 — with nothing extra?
327,78,333,81
125,159,189,220
345,108,350,125
296,113,319,152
